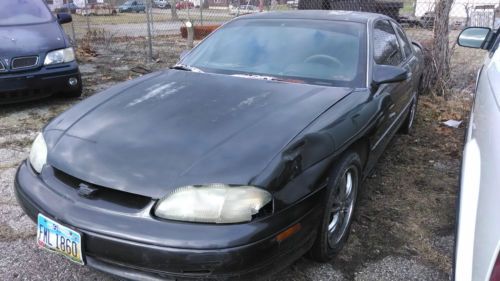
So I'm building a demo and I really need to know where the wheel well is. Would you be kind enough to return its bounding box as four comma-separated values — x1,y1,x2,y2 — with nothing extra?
346,137,370,172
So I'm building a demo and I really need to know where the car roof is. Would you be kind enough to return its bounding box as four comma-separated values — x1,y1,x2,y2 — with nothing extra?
237,10,391,23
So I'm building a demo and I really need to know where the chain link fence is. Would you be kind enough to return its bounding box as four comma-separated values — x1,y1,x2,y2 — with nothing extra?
47,0,499,63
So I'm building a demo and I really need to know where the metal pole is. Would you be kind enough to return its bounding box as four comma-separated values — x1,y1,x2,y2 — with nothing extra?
71,21,77,47
85,0,90,32
145,0,153,62
150,0,155,34
200,1,203,26
186,21,194,49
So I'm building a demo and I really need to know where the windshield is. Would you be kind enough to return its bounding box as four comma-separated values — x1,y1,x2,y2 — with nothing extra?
0,0,53,26
181,19,367,87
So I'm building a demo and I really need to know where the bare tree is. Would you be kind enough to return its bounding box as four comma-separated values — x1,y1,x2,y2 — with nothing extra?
463,1,472,26
429,0,454,96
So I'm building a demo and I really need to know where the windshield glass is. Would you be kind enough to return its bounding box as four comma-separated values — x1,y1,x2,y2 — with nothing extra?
0,0,53,26
181,19,367,87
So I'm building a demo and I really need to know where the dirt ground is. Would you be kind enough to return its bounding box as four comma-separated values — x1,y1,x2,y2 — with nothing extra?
0,37,482,280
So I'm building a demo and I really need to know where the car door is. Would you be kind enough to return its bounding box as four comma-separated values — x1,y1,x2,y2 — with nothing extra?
366,19,410,169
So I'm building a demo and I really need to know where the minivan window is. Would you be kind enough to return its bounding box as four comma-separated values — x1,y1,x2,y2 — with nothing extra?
0,0,53,26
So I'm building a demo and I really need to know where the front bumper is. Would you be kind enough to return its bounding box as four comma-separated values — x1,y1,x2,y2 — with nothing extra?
0,61,81,104
14,161,322,280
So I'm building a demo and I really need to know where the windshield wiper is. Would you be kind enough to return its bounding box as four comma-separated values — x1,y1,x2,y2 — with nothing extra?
170,64,204,73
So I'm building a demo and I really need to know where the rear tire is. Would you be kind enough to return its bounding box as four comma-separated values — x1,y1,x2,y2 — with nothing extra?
308,151,361,262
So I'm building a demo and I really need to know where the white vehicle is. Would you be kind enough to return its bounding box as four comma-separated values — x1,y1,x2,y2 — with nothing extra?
154,0,171,8
229,4,259,15
455,26,500,281
286,0,298,8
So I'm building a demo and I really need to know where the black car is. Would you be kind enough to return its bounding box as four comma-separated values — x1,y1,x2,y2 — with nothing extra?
0,0,82,104
419,11,435,29
15,11,423,280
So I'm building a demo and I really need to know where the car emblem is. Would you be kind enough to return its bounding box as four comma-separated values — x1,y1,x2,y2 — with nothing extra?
77,183,99,198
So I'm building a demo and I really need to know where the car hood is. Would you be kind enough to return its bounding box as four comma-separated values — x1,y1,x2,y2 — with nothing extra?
0,21,66,59
46,70,353,198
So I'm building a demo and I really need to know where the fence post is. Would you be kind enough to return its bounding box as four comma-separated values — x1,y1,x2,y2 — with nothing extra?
85,0,90,33
200,3,203,26
145,0,154,62
186,21,194,49
71,21,77,47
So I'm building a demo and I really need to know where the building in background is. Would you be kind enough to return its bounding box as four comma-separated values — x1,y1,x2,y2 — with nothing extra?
45,0,104,11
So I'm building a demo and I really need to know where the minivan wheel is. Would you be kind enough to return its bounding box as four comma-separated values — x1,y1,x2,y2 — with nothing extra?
309,152,361,262
63,82,82,98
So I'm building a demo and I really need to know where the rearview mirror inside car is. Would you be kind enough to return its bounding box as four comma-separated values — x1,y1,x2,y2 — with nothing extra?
57,13,72,24
372,65,408,86
457,27,491,49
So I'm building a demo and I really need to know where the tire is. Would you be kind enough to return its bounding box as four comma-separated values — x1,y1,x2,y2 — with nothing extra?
399,93,418,134
309,151,361,262
63,79,83,98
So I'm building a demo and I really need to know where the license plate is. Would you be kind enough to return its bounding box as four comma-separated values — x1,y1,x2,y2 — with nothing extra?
37,213,84,265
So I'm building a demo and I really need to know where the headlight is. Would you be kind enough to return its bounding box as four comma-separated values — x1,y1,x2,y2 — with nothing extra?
43,48,75,65
29,133,48,173
154,184,272,224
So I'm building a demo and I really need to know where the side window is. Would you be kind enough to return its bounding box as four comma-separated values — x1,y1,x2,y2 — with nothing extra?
373,20,403,66
392,22,413,59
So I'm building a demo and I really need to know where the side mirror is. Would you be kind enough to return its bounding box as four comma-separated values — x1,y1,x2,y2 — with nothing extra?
57,13,72,24
372,65,408,86
457,27,491,49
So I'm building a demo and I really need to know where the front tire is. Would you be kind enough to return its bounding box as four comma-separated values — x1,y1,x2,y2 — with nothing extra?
309,151,361,262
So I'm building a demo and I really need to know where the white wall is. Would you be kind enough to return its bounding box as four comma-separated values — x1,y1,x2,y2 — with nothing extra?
415,0,499,18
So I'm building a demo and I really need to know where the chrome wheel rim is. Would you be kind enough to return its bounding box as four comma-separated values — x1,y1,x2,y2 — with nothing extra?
328,166,357,248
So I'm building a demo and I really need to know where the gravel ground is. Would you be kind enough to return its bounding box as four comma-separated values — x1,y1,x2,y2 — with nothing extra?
0,38,480,281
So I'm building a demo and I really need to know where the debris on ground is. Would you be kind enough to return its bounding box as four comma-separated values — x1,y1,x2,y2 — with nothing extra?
442,119,463,128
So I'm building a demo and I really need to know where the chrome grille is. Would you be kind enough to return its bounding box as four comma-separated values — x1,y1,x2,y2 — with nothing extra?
11,56,38,70
0,60,5,72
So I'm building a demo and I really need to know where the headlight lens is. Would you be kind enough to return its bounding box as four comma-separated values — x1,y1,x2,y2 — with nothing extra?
44,48,75,65
29,133,47,173
155,184,272,224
